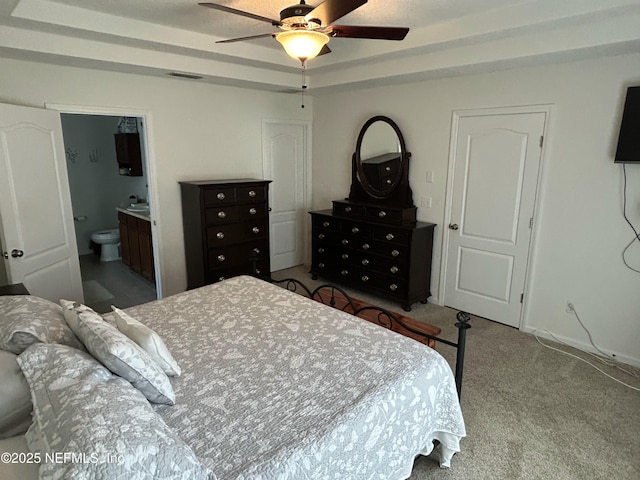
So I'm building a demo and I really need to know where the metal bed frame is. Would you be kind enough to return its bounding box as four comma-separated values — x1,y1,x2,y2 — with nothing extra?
262,275,471,399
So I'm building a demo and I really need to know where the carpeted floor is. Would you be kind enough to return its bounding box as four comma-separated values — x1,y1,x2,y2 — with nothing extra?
272,267,640,480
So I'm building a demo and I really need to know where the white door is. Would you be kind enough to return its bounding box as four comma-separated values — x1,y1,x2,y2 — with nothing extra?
443,109,546,327
262,121,309,272
0,103,83,302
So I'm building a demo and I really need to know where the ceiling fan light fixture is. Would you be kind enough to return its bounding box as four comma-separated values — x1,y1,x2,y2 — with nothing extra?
276,30,329,63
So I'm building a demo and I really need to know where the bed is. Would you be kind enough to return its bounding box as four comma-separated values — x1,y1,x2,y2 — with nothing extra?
0,274,466,479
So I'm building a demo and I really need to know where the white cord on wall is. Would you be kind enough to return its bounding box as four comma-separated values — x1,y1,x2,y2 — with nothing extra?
533,303,639,392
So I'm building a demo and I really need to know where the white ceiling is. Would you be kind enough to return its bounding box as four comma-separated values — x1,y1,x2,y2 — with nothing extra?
1,0,640,93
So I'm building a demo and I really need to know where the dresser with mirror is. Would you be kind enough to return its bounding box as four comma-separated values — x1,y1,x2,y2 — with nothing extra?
310,116,436,311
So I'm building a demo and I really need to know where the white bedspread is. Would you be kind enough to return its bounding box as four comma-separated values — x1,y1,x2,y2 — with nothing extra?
126,275,466,479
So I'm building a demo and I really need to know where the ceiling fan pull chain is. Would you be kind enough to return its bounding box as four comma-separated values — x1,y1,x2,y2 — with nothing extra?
301,64,307,109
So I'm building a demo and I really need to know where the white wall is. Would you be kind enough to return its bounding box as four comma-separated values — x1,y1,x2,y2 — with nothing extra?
61,114,148,255
312,53,640,366
0,57,312,296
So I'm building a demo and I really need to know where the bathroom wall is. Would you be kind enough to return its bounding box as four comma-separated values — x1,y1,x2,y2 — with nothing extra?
61,114,148,255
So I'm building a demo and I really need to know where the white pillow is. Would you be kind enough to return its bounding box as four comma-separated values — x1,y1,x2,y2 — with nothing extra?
59,299,95,333
73,308,175,405
112,306,181,377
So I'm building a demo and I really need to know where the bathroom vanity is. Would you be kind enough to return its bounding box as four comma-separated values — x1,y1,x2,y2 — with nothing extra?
116,209,154,282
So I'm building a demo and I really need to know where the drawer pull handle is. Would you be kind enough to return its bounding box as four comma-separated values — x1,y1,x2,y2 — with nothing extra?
218,211,226,219
361,275,369,282
323,221,330,227
378,211,387,218
361,259,370,266
252,227,260,234
217,255,226,262
252,248,260,254
216,232,225,240
362,243,370,250
385,233,394,241
390,266,399,274
318,247,325,253
341,253,349,260
255,269,261,274
249,207,257,215
318,233,325,240
318,262,325,268
385,166,391,172
391,249,400,257
386,179,392,184
216,192,225,200
351,227,360,234
389,284,398,291
341,269,349,276
248,190,257,197
345,206,352,213
341,239,349,246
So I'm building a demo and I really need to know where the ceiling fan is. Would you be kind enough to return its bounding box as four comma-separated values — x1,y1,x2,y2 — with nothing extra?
199,0,410,64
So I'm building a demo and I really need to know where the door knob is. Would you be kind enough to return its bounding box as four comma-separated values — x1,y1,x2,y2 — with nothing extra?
449,223,459,230
11,249,24,258
2,251,7,259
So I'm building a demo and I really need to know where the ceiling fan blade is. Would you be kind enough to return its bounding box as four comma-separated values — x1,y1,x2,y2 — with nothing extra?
327,25,409,41
318,44,332,56
306,0,367,28
216,33,275,44
199,2,281,26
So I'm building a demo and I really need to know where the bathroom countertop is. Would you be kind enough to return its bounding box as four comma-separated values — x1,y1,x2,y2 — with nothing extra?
116,207,151,222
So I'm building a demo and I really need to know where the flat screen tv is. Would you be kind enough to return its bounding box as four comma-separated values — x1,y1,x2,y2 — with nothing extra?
615,86,640,163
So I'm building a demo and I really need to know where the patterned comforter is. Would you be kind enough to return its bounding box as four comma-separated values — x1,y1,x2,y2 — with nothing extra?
125,275,466,480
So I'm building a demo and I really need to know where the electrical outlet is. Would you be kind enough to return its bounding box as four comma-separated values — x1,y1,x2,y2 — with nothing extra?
566,301,574,313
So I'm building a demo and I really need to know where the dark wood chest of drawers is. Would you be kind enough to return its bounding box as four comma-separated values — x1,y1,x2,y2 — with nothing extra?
180,179,271,289
310,209,435,311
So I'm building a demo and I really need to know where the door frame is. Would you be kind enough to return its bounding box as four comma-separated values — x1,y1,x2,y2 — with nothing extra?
261,118,313,268
439,104,552,330
46,103,163,298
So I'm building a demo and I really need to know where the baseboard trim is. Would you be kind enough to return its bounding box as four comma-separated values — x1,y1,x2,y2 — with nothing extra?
522,327,640,369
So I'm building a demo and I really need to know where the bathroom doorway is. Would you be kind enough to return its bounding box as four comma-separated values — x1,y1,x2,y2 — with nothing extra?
59,112,159,313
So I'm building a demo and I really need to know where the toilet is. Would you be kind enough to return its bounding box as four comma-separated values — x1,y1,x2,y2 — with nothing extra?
91,229,120,262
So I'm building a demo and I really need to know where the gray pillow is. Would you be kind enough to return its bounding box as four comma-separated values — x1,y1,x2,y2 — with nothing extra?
0,295,84,354
73,307,175,405
0,350,32,439
17,344,211,480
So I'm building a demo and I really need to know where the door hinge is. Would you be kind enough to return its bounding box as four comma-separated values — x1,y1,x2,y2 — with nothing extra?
520,293,524,303
529,217,534,229
539,135,544,147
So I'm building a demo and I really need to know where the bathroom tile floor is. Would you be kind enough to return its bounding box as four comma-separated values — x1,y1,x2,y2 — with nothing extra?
79,254,157,314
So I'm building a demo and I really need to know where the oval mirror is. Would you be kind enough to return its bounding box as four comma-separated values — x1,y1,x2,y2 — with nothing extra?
355,116,406,199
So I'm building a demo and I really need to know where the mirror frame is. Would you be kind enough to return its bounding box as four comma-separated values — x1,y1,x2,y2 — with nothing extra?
354,116,407,199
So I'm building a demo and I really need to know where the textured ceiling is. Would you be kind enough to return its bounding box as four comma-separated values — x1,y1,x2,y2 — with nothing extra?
2,0,639,92
50,0,532,38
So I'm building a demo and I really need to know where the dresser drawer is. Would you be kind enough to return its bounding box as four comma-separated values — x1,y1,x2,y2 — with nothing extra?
206,219,268,247
357,240,408,261
207,240,265,270
333,201,366,218
203,187,236,205
205,205,240,224
371,227,410,244
206,258,270,283
339,220,371,238
365,206,403,224
319,263,408,296
312,215,340,231
237,185,266,203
